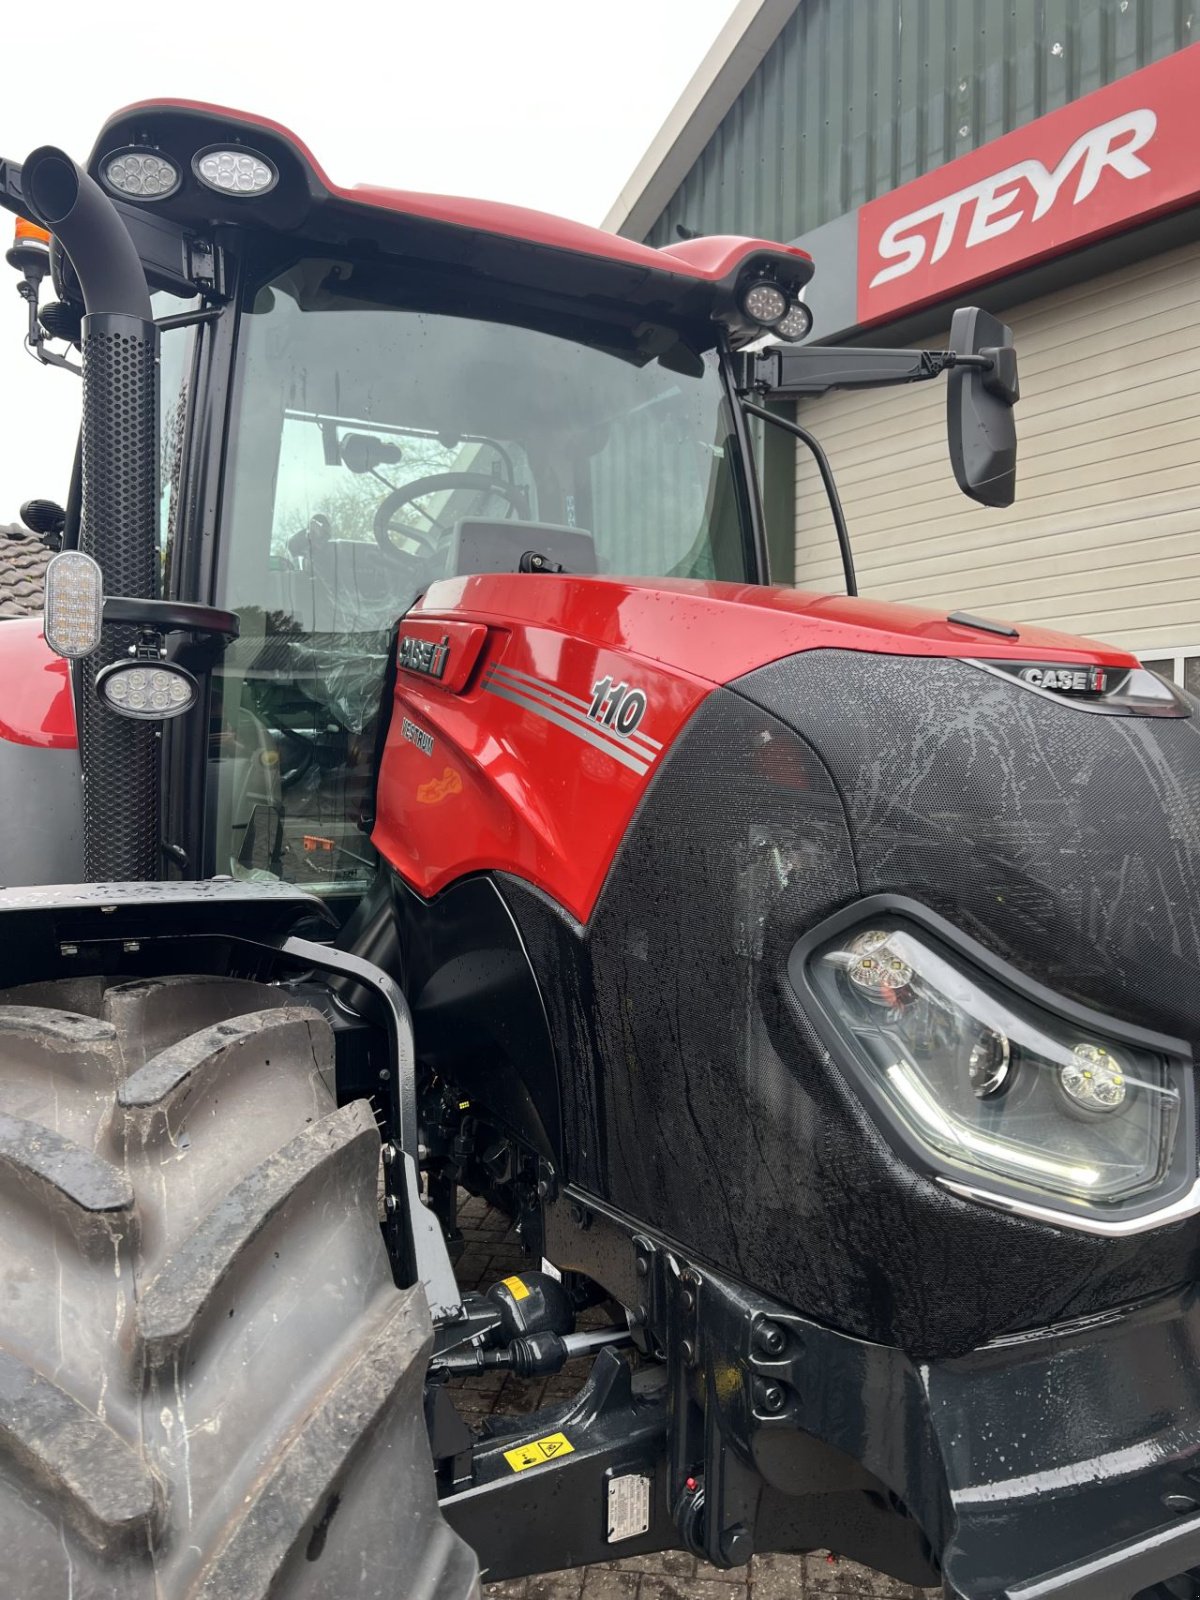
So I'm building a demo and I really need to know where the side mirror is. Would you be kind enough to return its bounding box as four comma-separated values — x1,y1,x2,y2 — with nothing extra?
947,307,1019,508
340,432,403,474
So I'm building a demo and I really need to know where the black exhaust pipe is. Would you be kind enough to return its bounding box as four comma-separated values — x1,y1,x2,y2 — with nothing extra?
23,148,159,882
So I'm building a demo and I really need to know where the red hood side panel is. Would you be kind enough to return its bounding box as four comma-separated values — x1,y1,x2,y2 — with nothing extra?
0,621,77,750
373,577,1138,923
373,618,711,922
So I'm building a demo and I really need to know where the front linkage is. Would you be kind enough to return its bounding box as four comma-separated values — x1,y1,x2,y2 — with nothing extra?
434,1177,1200,1600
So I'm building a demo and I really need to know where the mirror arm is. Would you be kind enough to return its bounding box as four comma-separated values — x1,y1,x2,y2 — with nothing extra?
742,399,857,598
734,344,995,398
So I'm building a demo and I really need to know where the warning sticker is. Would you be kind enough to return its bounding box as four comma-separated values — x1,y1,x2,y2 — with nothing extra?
503,1431,575,1472
607,1473,651,1542
501,1275,530,1301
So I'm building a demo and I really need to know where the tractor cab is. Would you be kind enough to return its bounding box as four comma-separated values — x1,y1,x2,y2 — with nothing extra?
1,99,1014,910
206,249,752,895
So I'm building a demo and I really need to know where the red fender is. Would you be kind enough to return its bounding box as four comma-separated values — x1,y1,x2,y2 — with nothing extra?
0,620,76,750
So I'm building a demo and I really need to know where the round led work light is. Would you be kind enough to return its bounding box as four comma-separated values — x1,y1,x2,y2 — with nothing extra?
774,301,814,343
95,660,197,720
100,148,182,201
738,279,788,327
192,147,278,197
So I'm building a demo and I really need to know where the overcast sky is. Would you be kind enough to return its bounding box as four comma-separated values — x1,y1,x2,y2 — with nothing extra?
0,0,736,520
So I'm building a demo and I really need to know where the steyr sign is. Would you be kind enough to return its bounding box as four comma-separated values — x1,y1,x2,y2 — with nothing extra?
857,42,1200,325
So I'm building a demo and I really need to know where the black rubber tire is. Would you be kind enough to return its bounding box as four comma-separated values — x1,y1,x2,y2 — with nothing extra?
0,973,479,1600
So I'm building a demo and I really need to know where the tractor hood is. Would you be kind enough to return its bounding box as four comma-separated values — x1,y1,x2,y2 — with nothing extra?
421,571,1139,684
397,575,1183,938
391,572,1200,1354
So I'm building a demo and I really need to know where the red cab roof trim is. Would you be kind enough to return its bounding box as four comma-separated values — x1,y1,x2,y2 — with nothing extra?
100,98,812,289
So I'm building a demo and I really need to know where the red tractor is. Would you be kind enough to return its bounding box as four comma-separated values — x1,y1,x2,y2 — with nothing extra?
0,101,1196,1600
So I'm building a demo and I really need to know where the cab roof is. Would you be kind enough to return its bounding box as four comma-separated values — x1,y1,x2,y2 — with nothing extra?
91,99,812,342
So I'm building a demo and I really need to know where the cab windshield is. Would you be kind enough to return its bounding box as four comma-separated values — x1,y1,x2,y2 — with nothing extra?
210,258,752,898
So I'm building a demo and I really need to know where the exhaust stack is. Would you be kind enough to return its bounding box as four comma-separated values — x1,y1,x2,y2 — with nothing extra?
23,148,159,882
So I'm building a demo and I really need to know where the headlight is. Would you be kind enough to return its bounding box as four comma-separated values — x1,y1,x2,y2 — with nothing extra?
100,147,182,202
95,659,197,720
192,147,278,197
774,301,813,342
792,900,1195,1231
738,279,789,327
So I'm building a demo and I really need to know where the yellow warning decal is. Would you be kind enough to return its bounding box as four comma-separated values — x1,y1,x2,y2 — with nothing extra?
501,1274,530,1301
503,1431,575,1472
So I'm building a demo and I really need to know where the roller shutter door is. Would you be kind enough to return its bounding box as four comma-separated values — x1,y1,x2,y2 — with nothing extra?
793,238,1200,656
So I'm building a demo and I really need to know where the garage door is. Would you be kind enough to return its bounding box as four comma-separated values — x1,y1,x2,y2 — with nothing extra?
793,238,1200,657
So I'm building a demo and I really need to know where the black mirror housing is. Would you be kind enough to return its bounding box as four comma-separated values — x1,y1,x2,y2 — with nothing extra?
947,307,1019,508
340,432,404,474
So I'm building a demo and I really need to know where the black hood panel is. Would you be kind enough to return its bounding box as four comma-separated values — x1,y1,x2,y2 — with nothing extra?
735,650,1200,1054
502,652,1200,1358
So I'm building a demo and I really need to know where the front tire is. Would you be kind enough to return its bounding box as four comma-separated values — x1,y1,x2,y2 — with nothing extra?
0,972,478,1599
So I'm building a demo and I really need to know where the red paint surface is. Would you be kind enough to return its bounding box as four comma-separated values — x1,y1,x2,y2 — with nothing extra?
656,234,813,284
857,42,1200,325
0,620,76,749
374,616,708,922
421,573,1134,673
372,575,1135,921
107,100,810,291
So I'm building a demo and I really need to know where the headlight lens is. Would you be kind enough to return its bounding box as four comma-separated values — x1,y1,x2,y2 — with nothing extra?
192,147,278,197
798,911,1191,1221
100,147,182,201
95,659,197,720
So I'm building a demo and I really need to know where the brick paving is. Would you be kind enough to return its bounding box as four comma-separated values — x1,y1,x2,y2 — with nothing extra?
451,1194,931,1600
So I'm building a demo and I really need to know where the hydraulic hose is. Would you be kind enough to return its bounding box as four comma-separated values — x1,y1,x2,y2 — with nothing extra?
22,147,159,881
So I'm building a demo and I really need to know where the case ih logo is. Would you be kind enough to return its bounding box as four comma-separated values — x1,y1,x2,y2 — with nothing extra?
857,43,1200,324
1019,665,1108,694
398,632,450,680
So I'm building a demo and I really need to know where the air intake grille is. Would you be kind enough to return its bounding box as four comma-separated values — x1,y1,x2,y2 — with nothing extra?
78,315,159,883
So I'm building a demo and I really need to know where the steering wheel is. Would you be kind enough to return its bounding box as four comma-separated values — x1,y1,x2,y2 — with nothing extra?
373,471,530,564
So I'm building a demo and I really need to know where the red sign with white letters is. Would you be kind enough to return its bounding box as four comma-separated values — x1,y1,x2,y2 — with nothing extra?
857,42,1200,326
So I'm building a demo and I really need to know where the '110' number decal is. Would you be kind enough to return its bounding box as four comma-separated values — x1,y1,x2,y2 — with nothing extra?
588,678,647,737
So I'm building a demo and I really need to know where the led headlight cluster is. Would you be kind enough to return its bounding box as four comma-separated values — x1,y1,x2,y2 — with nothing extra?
737,278,813,342
740,280,789,326
97,143,279,206
794,904,1193,1229
96,660,197,720
193,148,278,196
101,148,182,201
774,301,814,342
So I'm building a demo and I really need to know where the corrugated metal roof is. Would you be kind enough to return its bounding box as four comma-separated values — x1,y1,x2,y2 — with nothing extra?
641,0,1195,248
0,526,51,619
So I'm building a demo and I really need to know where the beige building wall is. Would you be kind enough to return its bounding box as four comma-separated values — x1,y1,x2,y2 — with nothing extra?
793,239,1200,658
